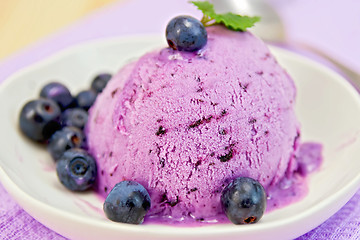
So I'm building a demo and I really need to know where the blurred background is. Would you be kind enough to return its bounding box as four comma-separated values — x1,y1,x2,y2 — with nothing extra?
0,0,117,60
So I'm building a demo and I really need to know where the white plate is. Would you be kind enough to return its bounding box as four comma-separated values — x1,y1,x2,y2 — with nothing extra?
0,36,360,240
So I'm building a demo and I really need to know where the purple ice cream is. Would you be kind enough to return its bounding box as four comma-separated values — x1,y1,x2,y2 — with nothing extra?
86,26,321,224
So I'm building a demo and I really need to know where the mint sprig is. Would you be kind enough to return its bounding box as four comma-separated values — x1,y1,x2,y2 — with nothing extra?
191,1,260,31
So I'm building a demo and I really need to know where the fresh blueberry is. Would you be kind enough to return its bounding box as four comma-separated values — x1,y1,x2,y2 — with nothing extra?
56,148,97,191
40,82,73,110
19,98,61,142
75,90,97,111
103,181,151,224
91,73,112,93
221,177,266,224
60,108,88,129
48,127,86,161
166,15,207,52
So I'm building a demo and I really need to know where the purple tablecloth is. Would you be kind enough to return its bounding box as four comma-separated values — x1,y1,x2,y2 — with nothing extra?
1,0,359,239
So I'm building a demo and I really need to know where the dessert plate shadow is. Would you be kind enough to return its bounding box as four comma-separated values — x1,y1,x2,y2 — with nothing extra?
0,36,360,240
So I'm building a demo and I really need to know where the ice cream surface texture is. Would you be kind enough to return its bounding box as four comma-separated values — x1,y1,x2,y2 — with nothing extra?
86,25,321,224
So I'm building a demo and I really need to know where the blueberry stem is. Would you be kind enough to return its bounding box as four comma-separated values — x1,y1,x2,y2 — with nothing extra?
200,15,216,27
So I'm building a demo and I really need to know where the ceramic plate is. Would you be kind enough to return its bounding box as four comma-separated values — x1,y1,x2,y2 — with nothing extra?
0,36,360,240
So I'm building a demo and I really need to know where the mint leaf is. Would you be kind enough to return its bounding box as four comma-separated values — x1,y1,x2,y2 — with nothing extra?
213,13,261,31
191,1,215,16
190,1,260,31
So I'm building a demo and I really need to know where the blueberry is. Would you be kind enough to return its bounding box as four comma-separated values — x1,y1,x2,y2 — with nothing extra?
19,98,61,142
48,127,86,161
91,73,112,93
103,181,151,224
60,108,88,129
56,148,97,191
76,90,97,111
166,15,207,52
221,177,266,224
40,82,73,110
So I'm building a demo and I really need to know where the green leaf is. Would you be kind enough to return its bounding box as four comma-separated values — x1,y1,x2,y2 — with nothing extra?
191,1,215,16
190,1,260,31
213,13,261,31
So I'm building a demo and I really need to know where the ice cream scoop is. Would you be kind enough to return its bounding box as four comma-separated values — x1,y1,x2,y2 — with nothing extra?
86,25,313,224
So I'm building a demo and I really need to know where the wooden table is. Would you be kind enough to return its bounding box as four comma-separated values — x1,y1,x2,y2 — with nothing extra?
0,0,118,60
